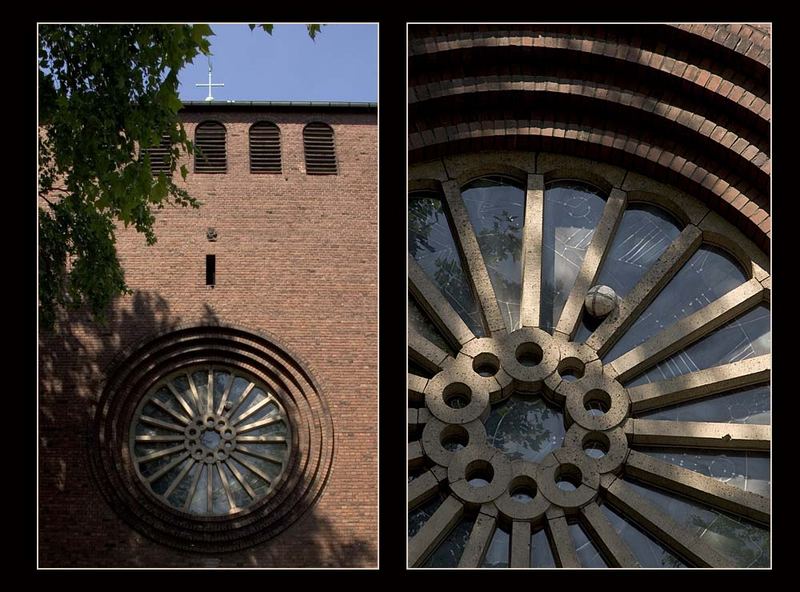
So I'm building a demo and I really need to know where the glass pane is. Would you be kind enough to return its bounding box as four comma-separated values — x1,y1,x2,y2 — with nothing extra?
188,464,209,514
530,527,556,567
462,176,526,332
409,491,446,538
622,478,769,567
211,466,229,513
408,294,454,356
569,522,608,567
605,245,748,362
409,193,485,336
625,304,770,387
424,516,476,567
484,396,565,463
481,524,510,567
574,204,683,342
213,370,232,412
227,376,254,410
167,461,200,509
540,182,607,332
639,384,770,425
221,462,250,509
599,502,688,568
636,448,770,497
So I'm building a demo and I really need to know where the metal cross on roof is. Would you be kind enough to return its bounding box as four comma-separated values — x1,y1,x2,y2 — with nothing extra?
195,57,225,102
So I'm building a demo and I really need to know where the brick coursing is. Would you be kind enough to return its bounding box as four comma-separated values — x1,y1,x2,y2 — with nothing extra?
39,108,378,567
409,24,770,252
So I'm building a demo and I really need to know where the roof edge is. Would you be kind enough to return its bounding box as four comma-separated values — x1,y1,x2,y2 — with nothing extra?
180,100,377,111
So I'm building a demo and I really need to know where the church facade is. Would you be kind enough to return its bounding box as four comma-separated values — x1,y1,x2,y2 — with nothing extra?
39,102,378,567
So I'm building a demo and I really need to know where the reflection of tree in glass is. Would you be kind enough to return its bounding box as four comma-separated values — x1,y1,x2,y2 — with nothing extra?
433,257,483,331
687,511,768,567
625,478,768,567
476,210,522,266
475,211,523,329
425,517,475,567
485,397,565,463
408,197,441,258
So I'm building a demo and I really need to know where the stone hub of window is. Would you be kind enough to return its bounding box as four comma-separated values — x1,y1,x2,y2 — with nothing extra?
426,326,629,516
183,413,238,463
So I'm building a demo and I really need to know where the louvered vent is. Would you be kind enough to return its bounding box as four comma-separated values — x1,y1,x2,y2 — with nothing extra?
194,121,227,173
303,122,337,175
146,134,172,176
249,121,282,173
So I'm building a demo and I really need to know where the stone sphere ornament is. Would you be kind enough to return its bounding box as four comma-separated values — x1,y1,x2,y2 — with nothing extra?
584,285,618,319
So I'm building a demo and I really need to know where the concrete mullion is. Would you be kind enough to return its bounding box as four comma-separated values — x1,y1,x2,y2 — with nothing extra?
628,354,770,413
580,502,640,568
409,470,441,510
586,225,703,357
510,520,532,567
609,278,765,382
627,419,770,451
520,174,544,329
546,508,580,568
409,327,452,373
408,373,428,401
625,450,769,525
600,474,735,567
409,495,465,567
409,255,477,348
458,510,497,567
409,441,425,468
441,179,507,336
556,188,627,338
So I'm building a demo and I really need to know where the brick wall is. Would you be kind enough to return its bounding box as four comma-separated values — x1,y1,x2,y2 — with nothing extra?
38,107,378,567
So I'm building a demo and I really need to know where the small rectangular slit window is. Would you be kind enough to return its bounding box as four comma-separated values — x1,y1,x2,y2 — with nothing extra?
206,255,216,286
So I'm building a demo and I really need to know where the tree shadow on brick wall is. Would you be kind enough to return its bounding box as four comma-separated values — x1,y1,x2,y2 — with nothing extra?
38,290,184,566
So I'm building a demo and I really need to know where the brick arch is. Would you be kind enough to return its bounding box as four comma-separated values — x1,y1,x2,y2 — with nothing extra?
409,24,771,252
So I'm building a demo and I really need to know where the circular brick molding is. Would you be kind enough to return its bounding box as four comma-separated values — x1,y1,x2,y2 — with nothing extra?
89,323,334,553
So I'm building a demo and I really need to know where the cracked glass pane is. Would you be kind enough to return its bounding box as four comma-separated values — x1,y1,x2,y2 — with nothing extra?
568,522,608,567
622,478,769,567
540,181,607,333
625,304,770,387
574,204,683,342
409,192,485,336
481,523,510,567
424,516,476,567
530,527,556,567
639,384,770,425
604,245,748,362
636,448,770,497
462,176,526,332
599,502,688,567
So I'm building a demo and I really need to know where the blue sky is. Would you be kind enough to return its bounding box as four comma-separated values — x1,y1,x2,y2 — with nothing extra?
177,23,377,103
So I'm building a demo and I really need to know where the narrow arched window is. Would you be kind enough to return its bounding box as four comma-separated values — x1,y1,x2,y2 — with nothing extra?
194,121,227,173
303,122,337,175
146,134,172,176
249,121,282,174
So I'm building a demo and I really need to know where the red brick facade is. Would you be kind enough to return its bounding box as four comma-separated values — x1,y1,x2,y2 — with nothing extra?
39,105,378,567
